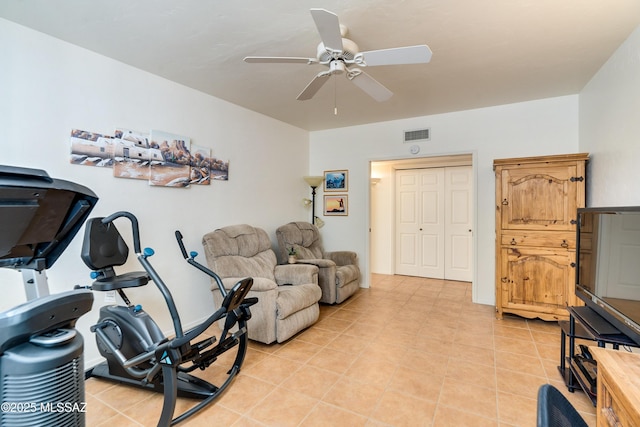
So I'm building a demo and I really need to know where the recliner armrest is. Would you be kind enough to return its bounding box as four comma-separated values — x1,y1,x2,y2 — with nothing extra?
296,258,336,268
325,251,358,266
274,264,319,286
218,277,277,292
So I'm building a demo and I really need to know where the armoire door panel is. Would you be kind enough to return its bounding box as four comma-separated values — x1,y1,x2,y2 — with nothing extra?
502,247,574,308
500,165,579,231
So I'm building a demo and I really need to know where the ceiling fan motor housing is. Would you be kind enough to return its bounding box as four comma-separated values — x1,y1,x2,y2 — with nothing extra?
317,38,359,63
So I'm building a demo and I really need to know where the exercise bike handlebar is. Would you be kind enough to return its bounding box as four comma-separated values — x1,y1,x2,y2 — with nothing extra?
101,211,184,338
102,211,142,253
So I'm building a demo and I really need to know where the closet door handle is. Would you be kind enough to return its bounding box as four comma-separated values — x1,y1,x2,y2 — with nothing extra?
560,240,569,248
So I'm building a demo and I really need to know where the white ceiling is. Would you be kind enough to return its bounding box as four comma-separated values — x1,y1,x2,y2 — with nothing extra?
2,0,639,131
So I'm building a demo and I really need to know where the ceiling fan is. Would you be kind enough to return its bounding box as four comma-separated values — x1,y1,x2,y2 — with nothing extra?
243,8,432,102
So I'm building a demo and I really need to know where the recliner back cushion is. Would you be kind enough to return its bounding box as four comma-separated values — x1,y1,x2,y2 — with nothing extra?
202,225,277,281
279,222,323,259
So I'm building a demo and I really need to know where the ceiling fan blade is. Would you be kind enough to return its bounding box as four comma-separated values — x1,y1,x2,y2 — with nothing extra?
358,45,433,66
310,8,343,53
349,70,393,102
244,56,318,65
297,72,331,100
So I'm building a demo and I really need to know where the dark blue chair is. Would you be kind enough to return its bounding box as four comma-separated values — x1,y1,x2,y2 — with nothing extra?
537,384,589,427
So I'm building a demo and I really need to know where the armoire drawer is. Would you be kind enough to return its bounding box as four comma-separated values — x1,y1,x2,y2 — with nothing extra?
501,232,576,249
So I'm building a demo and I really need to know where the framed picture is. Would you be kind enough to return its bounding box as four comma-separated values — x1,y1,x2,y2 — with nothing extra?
324,194,348,216
324,170,348,191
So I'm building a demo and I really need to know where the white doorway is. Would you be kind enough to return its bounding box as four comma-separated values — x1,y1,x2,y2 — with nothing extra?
370,154,474,282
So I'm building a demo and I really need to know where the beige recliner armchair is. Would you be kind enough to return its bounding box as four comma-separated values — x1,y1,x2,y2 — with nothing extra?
202,224,322,344
276,221,360,304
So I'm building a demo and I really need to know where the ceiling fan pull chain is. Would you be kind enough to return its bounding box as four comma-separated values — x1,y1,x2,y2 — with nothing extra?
334,77,338,115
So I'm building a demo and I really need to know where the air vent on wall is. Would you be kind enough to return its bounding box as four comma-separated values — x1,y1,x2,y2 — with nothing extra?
403,128,430,143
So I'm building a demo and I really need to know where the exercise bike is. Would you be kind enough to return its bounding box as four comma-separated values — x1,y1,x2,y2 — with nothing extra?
1,165,98,427
81,211,256,426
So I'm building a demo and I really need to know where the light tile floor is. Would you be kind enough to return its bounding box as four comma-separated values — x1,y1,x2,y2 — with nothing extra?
85,274,597,426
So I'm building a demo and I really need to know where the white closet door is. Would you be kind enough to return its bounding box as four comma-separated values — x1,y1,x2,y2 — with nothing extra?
444,167,473,281
395,166,472,281
395,168,445,278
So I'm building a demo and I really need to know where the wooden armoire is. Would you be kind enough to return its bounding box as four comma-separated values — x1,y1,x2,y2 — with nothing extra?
494,153,589,321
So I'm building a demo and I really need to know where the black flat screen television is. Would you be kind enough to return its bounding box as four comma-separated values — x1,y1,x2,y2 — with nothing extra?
576,206,640,346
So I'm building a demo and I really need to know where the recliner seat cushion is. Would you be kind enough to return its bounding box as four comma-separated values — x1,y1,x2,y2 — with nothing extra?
276,283,322,319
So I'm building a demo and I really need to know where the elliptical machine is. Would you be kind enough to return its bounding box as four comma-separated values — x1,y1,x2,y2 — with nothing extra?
81,211,256,426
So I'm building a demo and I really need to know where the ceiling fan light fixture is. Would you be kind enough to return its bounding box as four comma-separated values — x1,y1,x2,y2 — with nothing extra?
330,60,345,75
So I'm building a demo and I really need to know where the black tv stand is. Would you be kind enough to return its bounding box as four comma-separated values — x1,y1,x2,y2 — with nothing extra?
558,306,639,406
570,306,620,335
572,354,597,394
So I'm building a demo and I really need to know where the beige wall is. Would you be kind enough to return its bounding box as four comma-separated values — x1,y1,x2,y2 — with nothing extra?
310,95,580,306
580,25,640,207
0,18,311,367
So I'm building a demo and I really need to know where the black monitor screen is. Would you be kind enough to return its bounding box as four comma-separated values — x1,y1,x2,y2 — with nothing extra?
0,166,98,270
576,207,640,344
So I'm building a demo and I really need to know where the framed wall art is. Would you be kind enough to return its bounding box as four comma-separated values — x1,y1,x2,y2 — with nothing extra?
324,170,348,191
69,127,229,188
324,194,348,216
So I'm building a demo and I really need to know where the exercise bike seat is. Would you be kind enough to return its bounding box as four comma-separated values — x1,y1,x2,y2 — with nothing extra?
91,271,150,291
81,217,150,290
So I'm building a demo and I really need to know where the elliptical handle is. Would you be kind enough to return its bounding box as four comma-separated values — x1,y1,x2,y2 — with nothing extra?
102,211,142,253
175,229,227,297
175,230,189,259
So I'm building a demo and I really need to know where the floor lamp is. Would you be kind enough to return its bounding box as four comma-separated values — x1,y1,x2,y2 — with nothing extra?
303,176,323,225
